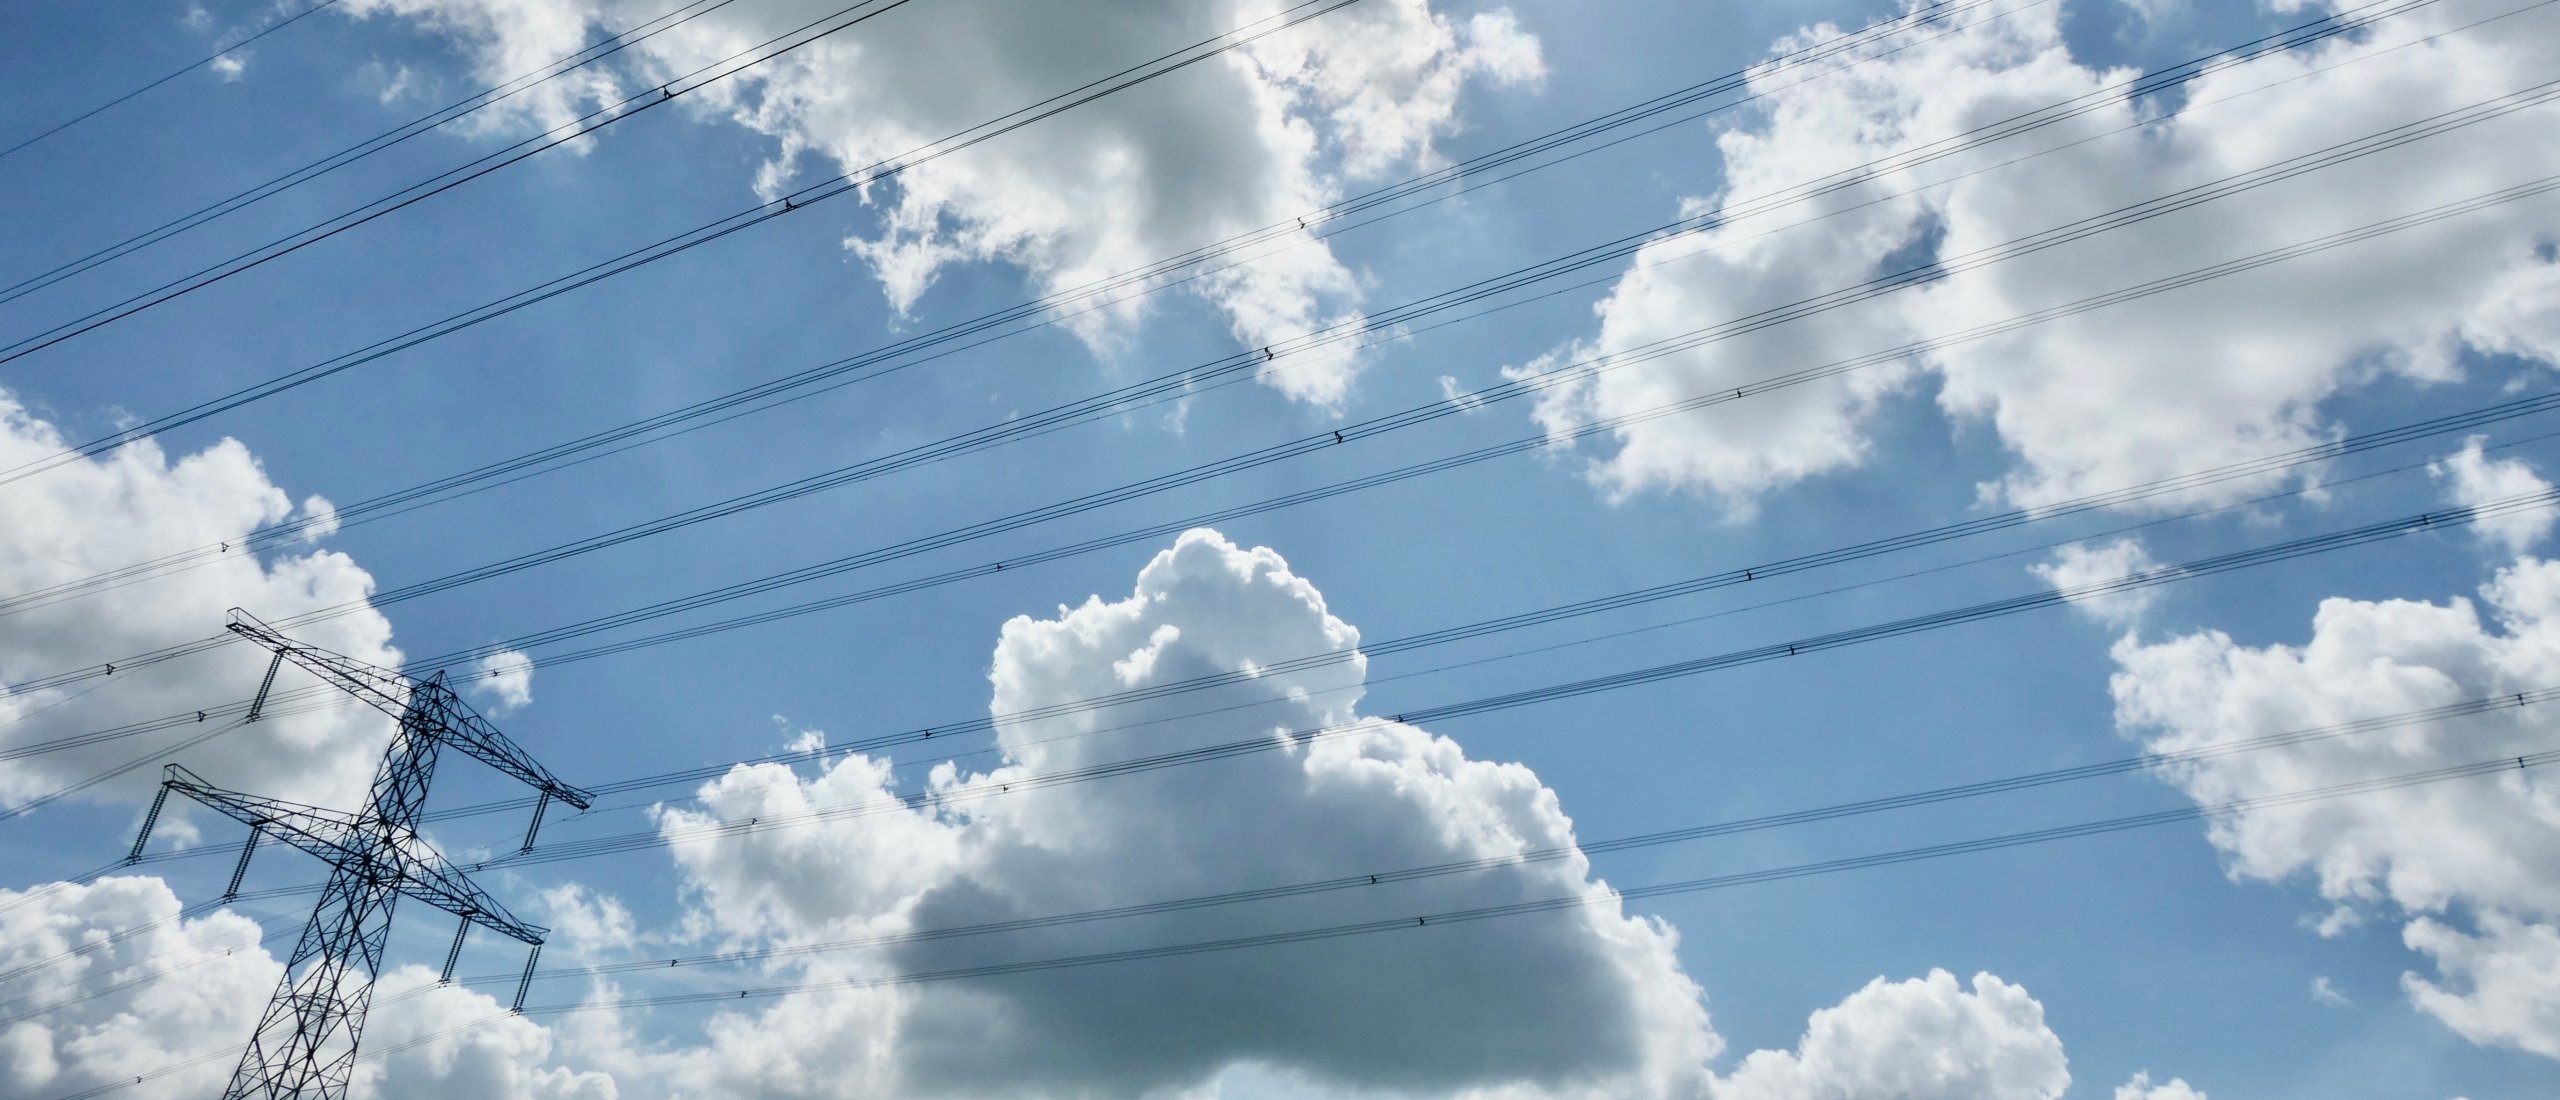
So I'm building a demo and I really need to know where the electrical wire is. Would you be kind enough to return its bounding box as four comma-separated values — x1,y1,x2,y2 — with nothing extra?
20,474,2536,996
437,486,2560,870
57,746,2554,1100
428,425,2560,830
428,690,2560,995
0,0,930,364
0,0,749,307
0,0,2437,490
0,0,1368,374
15,135,2554,715
0,0,2059,614
31,667,2558,1027
0,0,348,161
15,179,2556,773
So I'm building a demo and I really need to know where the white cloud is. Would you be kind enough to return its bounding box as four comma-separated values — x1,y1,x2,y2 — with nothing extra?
2114,1071,2208,1100
2403,911,2560,1059
210,53,248,81
619,532,2147,1098
344,0,1541,408
2432,437,2556,555
2,531,2140,1099
2110,555,2560,1059
2311,974,2352,1007
538,882,638,960
644,529,1716,1097
356,966,619,1100
0,390,405,815
0,876,276,1100
1710,970,2070,1100
1527,0,2560,513
472,648,537,713
0,875,612,1099
2031,537,2165,628
343,0,629,143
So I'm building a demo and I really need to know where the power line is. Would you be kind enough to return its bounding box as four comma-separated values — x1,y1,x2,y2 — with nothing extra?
22,469,2534,988
0,0,932,367
445,486,2558,869
427,688,2560,995
62,746,2554,1100
15,133,2551,714
0,0,749,307
33,661,2555,1030
0,0,2055,612
0,0,2437,487
0,0,348,161
16,183,2556,776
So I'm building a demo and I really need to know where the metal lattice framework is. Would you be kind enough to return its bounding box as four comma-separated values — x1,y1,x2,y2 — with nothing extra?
127,610,591,1100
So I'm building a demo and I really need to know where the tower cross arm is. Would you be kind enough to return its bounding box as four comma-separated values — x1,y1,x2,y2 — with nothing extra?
226,608,592,809
158,766,549,945
225,609,416,721
429,690,593,811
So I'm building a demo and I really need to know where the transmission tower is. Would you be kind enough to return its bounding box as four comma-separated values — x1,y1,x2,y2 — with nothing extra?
126,609,592,1100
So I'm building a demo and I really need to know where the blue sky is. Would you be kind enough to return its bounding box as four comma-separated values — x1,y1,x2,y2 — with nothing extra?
3,1,2559,1097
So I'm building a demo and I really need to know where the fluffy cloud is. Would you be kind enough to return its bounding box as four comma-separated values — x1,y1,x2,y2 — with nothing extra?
2113,1071,2207,1100
2031,537,2165,628
0,390,402,815
643,529,1716,1097
473,649,538,713
1525,0,2560,512
345,0,1542,407
2432,438,2556,555
628,532,2139,1098
2110,555,2560,1059
0,876,276,1100
0,875,610,1100
357,966,619,1100
1,531,2128,1098
1709,970,2069,1100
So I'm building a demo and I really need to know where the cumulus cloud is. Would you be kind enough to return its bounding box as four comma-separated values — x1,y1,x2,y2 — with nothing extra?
644,529,1716,1097
357,966,619,1100
2432,437,2556,555
0,390,403,814
0,875,610,1100
472,648,538,713
344,0,1542,407
624,532,2144,1098
2114,1071,2208,1100
1526,0,2560,512
2031,537,2165,628
1710,970,2070,1100
2110,555,2560,1059
0,876,276,1100
2,531,2130,1098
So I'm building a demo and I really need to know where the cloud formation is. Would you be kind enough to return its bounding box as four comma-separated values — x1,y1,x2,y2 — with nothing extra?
2111,554,2560,1059
1,530,2128,1098
646,529,1716,1097
473,648,538,713
2432,437,2557,556
345,0,1543,407
2031,537,2166,628
0,390,403,814
1709,970,2070,1100
0,875,613,1100
1524,0,2560,513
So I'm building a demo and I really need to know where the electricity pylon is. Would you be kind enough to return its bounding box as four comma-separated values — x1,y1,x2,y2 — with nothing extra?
127,610,592,1100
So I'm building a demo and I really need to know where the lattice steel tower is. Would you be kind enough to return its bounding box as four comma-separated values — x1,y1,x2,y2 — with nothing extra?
127,610,592,1100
